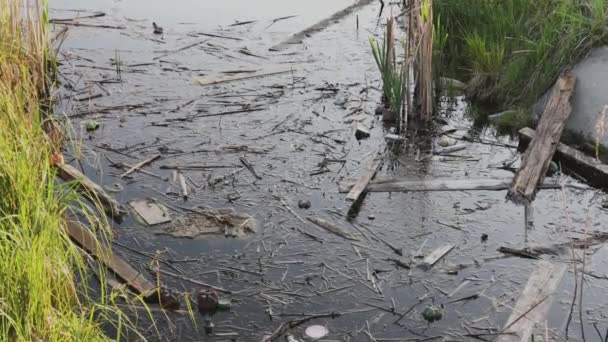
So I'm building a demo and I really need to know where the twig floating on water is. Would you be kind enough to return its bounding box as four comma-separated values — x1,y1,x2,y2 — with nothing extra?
120,154,161,178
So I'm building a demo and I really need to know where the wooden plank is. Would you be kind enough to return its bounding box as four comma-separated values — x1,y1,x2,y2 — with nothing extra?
346,151,383,202
56,163,126,221
194,65,293,86
269,0,375,51
306,217,360,241
128,198,172,226
519,127,608,189
339,177,562,193
65,220,157,297
496,261,566,342
419,244,454,270
507,72,576,204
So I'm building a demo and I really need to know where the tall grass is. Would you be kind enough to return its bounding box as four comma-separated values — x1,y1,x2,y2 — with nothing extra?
434,0,608,107
0,0,124,340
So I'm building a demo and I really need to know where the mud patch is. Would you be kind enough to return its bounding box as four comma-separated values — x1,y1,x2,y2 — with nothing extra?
157,207,256,239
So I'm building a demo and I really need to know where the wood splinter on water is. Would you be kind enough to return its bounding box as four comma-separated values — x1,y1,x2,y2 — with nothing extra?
306,216,360,241
178,171,188,200
507,72,576,204
418,244,454,270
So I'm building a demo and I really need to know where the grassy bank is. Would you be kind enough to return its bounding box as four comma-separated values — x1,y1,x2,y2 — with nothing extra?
434,0,608,110
0,1,115,340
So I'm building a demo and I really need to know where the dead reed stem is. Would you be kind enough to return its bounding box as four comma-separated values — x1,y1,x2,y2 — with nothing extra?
404,0,433,123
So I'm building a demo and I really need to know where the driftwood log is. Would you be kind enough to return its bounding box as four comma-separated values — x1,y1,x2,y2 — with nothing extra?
507,72,576,204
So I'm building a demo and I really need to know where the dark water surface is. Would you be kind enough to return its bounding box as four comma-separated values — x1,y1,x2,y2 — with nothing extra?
50,1,608,341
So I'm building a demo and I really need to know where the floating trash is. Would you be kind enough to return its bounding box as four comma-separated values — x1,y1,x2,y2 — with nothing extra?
304,325,328,341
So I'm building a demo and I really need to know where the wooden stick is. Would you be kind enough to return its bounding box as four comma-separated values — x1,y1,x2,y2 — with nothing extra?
239,156,262,180
120,154,161,178
507,72,576,204
56,163,126,220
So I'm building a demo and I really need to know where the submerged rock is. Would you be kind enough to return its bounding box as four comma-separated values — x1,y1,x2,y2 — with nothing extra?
298,199,311,209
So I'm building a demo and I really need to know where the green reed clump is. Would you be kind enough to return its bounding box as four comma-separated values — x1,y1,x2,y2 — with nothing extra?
369,18,404,115
434,0,608,107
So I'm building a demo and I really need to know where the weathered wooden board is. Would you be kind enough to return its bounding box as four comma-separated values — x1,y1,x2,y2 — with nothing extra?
129,198,172,226
519,127,608,189
65,220,156,297
496,260,566,342
507,72,576,204
194,65,293,86
56,163,126,220
419,244,454,270
346,151,383,202
339,177,561,193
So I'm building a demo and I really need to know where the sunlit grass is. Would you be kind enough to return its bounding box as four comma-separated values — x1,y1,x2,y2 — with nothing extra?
0,0,140,340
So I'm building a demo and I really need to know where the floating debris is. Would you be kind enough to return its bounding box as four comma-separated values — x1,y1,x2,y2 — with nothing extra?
298,199,311,209
129,198,171,226
103,183,124,193
82,119,99,131
152,22,163,34
422,305,443,323
304,325,328,340
158,207,256,239
197,288,219,315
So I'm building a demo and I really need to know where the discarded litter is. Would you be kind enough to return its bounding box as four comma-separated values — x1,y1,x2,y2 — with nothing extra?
422,305,443,323
304,325,328,341
197,288,219,315
82,119,99,131
128,198,171,226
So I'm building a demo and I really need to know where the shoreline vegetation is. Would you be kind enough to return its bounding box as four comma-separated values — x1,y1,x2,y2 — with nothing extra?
369,0,608,133
0,1,135,340
433,0,608,129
